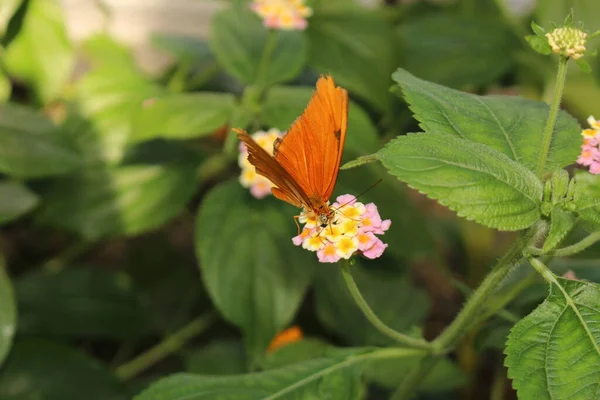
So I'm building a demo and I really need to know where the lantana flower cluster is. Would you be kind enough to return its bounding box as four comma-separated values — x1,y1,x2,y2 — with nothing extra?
238,128,283,198
546,26,587,59
250,0,313,30
293,195,391,263
576,116,600,174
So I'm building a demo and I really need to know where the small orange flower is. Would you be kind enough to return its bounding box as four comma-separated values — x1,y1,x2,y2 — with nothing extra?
267,325,303,352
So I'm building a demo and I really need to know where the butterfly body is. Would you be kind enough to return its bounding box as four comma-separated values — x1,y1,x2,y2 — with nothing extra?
235,75,348,226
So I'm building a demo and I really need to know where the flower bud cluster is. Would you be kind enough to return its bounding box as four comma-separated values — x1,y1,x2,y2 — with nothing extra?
546,27,587,59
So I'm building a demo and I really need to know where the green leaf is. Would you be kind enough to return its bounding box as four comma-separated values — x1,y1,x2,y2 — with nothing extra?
0,261,16,367
0,103,81,178
531,21,546,36
0,181,38,224
16,268,149,339
573,172,600,228
185,340,246,375
195,181,316,360
364,356,466,393
0,0,22,35
131,92,235,142
307,9,397,111
135,349,367,400
81,33,137,69
76,35,163,163
209,6,307,86
576,58,592,74
505,278,600,400
525,35,553,55
3,0,74,103
397,14,515,87
262,339,332,370
315,263,429,346
543,207,576,252
36,162,197,240
0,340,127,400
377,133,543,231
392,68,581,174
124,229,206,333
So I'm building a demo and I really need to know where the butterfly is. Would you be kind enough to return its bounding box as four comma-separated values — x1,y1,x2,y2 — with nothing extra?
235,75,348,228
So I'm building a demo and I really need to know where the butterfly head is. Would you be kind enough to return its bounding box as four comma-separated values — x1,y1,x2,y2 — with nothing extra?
314,203,336,228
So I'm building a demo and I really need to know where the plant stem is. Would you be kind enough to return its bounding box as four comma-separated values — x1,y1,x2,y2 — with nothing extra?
535,56,568,178
42,241,94,272
340,260,432,350
528,231,600,257
391,356,438,400
115,312,216,380
431,228,537,353
452,278,521,324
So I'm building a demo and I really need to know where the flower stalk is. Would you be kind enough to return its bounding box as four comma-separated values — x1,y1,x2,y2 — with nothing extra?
115,312,216,380
536,55,568,178
340,260,431,350
431,227,538,354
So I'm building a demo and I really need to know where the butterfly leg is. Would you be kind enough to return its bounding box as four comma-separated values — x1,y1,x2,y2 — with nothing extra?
292,215,302,236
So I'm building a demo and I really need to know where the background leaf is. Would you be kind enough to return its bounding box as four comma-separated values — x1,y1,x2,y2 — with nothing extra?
135,349,368,400
307,9,397,112
3,0,74,103
0,340,127,400
76,35,163,163
16,268,149,339
315,263,430,346
0,181,38,224
397,13,515,87
131,92,235,142
185,340,246,375
377,133,543,231
209,6,306,86
0,0,22,35
0,260,16,367
36,161,197,240
364,356,466,393
505,278,600,400
195,180,316,360
0,103,81,178
393,68,581,174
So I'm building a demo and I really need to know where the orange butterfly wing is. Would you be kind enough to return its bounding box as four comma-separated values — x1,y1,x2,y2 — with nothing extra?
236,75,348,212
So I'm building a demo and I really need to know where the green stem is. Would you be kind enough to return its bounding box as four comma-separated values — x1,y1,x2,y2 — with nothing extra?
115,312,216,380
431,228,538,353
340,260,432,350
391,356,438,400
452,278,521,324
42,241,94,272
535,56,568,178
528,231,600,257
476,270,539,325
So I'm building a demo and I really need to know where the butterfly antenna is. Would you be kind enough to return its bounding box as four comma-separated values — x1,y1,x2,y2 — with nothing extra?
333,178,384,212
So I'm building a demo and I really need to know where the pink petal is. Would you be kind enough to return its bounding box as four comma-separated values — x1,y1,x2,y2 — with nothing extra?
336,194,356,206
590,162,600,174
362,239,388,259
357,232,378,251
